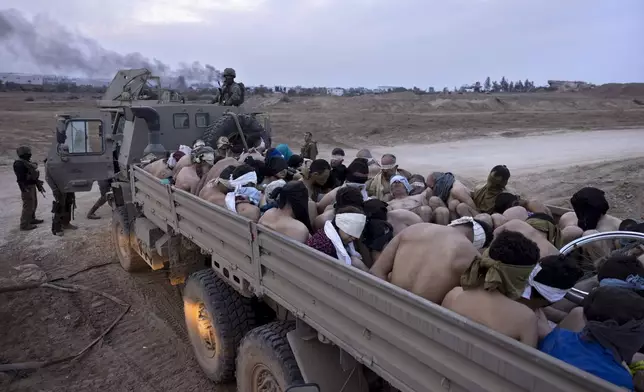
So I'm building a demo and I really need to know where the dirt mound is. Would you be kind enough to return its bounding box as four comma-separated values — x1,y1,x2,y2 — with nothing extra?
591,83,644,98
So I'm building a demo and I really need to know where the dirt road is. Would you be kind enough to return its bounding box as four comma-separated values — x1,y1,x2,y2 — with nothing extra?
361,128,644,176
0,128,642,392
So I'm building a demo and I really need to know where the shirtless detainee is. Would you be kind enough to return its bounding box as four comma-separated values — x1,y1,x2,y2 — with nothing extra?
356,149,381,179
196,157,240,196
370,223,484,304
259,181,313,243
144,148,187,181
426,171,478,222
387,175,433,222
558,187,622,261
366,154,411,202
441,230,542,346
175,146,217,193
317,158,370,214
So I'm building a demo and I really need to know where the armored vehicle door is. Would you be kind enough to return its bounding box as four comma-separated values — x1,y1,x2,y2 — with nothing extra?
46,111,115,193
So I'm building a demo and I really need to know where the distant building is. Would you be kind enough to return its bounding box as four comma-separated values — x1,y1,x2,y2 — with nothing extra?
0,73,44,85
327,87,344,96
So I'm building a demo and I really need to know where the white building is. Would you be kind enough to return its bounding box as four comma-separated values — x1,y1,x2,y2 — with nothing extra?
327,87,345,96
0,73,44,85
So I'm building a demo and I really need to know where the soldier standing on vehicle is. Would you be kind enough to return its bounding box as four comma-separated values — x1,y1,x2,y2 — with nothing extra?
13,146,45,231
301,132,318,160
45,156,78,236
218,68,244,106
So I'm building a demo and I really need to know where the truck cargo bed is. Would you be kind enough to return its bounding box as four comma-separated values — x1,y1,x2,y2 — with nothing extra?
131,166,620,392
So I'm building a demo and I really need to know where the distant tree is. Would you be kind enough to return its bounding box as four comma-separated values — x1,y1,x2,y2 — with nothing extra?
442,87,449,94
500,77,509,92
492,80,500,92
524,78,532,91
515,80,523,92
509,81,515,92
473,81,482,93
428,87,435,93
453,86,458,93
287,88,297,96
484,77,491,92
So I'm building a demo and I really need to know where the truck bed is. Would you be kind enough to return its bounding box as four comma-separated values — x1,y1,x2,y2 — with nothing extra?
131,166,621,392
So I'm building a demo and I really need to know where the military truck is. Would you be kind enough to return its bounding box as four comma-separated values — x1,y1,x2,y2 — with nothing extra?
44,74,637,391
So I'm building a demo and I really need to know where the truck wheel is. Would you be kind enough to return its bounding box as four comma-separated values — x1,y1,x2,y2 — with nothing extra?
201,113,268,151
236,321,304,392
184,269,256,383
111,207,147,272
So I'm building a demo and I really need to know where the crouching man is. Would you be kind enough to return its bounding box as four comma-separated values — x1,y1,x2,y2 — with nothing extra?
369,220,492,304
442,232,581,347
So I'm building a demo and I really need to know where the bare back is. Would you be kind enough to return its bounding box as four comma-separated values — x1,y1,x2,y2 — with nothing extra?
175,166,199,192
373,224,480,304
442,287,539,347
195,158,240,195
493,219,559,257
259,209,310,243
143,159,172,179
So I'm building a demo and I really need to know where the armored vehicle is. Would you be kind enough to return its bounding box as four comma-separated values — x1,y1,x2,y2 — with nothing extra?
43,70,637,392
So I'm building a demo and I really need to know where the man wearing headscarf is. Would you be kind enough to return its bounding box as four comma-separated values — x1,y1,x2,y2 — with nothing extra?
540,286,644,390
275,144,294,161
558,187,623,261
259,181,312,243
386,174,433,222
471,165,511,214
441,231,542,346
370,221,494,304
366,153,410,202
175,146,218,193
306,206,368,270
13,146,45,230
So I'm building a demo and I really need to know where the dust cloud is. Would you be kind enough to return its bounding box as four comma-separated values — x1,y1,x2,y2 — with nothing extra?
0,9,221,87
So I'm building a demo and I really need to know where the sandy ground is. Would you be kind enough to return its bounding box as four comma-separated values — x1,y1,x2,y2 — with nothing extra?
0,90,643,391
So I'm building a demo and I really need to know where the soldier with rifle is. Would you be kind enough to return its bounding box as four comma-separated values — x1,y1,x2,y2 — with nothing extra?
217,68,244,106
13,146,45,231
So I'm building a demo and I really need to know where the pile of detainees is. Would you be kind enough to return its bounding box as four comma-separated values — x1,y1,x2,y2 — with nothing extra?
144,138,644,391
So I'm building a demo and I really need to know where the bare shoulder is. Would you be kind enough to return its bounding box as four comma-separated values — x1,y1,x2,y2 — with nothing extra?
441,286,463,307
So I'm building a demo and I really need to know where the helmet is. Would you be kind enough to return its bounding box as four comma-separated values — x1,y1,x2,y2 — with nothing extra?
16,146,32,158
223,68,236,78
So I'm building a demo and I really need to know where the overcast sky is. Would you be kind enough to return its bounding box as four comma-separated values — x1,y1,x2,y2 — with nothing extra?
1,0,643,88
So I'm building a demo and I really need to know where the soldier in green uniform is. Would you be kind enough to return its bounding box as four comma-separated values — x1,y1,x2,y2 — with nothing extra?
13,146,45,231
218,68,244,106
45,156,78,236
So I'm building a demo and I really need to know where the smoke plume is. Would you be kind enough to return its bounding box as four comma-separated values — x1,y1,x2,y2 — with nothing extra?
0,9,222,88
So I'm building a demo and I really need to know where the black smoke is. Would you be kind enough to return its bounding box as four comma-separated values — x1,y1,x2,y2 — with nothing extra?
0,9,221,88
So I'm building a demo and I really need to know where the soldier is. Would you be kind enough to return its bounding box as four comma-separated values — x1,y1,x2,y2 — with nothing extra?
13,146,45,231
218,68,244,106
86,179,111,219
45,158,78,236
301,132,318,160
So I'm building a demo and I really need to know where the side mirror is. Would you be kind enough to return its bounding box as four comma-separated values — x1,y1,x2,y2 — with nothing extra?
286,384,320,392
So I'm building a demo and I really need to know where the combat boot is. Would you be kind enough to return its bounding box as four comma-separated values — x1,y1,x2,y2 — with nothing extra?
63,223,79,230
20,224,37,231
31,218,44,224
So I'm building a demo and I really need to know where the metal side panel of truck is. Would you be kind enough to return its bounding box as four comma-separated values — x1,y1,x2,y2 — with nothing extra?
129,166,622,392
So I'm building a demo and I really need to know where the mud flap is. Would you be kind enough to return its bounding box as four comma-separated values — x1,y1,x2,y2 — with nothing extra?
286,322,368,392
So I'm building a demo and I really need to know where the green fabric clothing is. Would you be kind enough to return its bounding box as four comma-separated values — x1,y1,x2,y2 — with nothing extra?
472,173,508,214
526,216,564,249
460,249,535,300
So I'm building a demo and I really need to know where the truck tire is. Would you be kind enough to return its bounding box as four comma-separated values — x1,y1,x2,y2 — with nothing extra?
236,321,304,391
183,269,256,383
111,207,147,272
201,113,268,151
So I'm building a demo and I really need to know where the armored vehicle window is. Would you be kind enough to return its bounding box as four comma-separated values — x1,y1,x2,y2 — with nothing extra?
173,113,189,129
195,113,210,128
64,119,104,154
